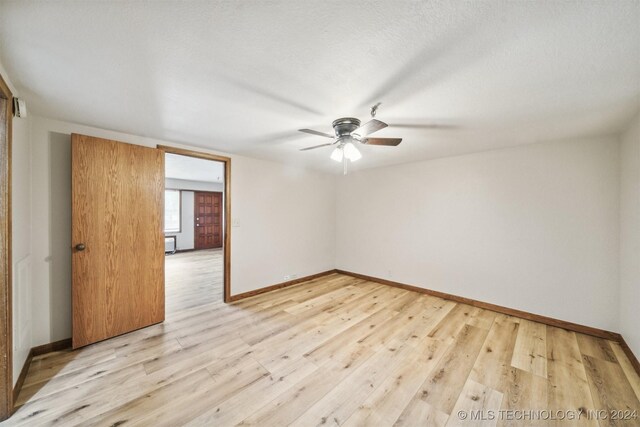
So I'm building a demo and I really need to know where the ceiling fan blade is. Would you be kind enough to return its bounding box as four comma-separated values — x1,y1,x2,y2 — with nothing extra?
351,119,388,138
298,129,335,138
299,142,336,151
362,137,402,146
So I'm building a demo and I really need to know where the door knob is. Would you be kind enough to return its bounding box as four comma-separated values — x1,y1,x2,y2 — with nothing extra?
75,243,86,251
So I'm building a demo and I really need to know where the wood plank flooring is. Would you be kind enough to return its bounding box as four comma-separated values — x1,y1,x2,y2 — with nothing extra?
4,250,640,426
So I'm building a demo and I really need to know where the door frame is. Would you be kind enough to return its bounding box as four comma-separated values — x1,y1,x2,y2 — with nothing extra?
193,191,223,250
0,73,14,420
157,145,231,303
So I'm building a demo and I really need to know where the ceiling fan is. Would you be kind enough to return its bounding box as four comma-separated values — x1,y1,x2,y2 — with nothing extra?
298,114,402,173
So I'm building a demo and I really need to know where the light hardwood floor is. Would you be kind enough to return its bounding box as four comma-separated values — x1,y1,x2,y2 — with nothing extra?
5,250,640,426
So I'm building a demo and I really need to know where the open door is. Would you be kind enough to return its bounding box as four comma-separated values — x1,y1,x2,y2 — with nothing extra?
72,134,165,349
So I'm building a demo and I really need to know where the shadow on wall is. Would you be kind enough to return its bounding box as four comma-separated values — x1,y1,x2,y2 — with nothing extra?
48,132,72,340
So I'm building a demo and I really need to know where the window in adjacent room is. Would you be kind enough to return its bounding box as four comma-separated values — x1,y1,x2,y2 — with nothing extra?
164,189,181,233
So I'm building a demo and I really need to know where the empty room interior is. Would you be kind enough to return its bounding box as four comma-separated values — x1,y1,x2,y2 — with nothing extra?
0,1,639,426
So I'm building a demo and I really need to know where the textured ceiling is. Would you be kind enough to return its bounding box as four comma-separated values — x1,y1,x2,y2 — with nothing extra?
1,1,639,173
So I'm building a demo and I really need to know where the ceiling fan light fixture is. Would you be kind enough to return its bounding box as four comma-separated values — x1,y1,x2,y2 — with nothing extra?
330,147,343,162
343,142,361,162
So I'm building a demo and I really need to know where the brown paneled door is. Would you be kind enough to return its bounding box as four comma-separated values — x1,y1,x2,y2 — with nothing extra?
71,134,165,349
194,191,223,249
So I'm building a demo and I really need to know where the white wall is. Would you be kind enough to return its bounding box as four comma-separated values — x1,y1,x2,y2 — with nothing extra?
1,59,33,385
620,113,640,356
336,137,620,331
232,156,336,295
28,116,336,346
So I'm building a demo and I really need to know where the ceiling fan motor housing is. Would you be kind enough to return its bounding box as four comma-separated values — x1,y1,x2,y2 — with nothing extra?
332,117,361,137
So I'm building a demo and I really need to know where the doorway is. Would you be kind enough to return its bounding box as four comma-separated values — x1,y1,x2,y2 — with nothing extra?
159,146,231,305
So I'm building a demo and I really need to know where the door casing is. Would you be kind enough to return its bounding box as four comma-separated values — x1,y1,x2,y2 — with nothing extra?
0,71,13,421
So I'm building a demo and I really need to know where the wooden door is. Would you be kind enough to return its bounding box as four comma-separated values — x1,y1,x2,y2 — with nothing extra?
194,191,222,249
72,134,165,349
